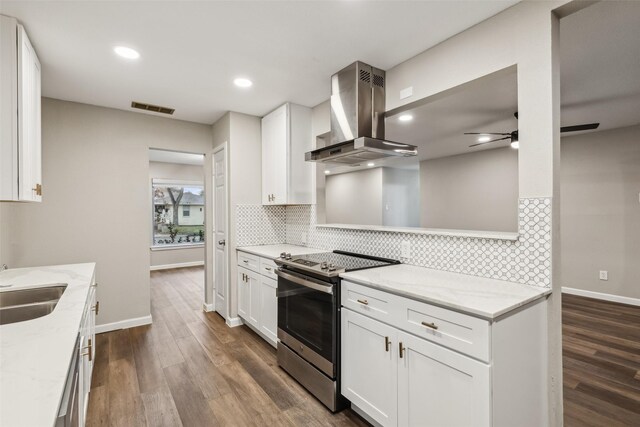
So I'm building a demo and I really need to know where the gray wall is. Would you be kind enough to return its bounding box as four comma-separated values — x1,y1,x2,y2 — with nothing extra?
420,147,519,232
382,167,420,227
325,168,383,225
561,125,640,299
149,161,205,268
1,98,212,326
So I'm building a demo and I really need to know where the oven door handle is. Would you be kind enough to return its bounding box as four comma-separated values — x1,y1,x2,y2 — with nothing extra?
275,269,334,295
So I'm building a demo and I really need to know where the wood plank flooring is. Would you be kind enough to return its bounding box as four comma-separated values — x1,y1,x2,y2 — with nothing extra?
86,267,368,427
87,268,640,426
562,293,640,426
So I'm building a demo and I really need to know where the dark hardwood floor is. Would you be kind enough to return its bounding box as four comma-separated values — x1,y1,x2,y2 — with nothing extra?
87,268,640,426
562,293,640,426
86,267,368,427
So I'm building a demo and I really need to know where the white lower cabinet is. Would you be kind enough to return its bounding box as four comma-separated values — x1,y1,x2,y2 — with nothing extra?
237,251,279,347
237,266,259,328
342,309,398,427
78,285,97,423
259,276,278,343
342,280,548,427
342,308,488,427
397,331,490,427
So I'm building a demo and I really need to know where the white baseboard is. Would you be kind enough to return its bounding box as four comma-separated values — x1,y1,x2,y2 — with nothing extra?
562,287,640,307
226,317,243,328
95,315,153,334
150,261,204,271
202,302,214,312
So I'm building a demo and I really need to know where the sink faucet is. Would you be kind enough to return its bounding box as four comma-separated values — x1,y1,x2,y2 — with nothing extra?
1,264,7,272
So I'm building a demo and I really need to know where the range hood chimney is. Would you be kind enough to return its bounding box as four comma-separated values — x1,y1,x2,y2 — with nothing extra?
305,61,417,165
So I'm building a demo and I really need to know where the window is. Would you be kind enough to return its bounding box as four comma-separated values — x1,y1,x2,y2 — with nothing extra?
152,179,204,247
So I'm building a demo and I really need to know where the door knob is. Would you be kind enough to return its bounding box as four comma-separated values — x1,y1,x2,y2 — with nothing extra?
218,239,226,246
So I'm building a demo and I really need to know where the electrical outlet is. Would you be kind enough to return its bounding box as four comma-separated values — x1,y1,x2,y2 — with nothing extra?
401,241,411,260
301,232,307,245
599,270,608,281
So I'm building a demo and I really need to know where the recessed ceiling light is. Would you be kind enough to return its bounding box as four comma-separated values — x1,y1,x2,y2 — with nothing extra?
324,170,331,174
477,136,491,143
113,46,140,60
234,78,253,88
367,162,375,167
398,114,413,122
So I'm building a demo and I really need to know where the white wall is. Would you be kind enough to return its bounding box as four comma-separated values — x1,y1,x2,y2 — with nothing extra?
2,98,212,326
420,147,519,232
561,125,640,300
325,168,383,225
149,161,205,268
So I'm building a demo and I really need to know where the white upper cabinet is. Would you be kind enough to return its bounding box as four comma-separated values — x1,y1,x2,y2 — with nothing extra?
0,16,42,202
261,103,313,205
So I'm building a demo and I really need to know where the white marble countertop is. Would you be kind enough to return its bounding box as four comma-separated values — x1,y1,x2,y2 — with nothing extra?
0,263,96,427
236,244,327,259
340,264,550,320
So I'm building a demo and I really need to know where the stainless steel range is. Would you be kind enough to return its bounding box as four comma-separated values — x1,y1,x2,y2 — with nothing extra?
274,250,399,412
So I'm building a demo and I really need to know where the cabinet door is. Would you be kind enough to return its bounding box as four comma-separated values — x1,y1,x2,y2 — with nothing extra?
247,270,260,328
78,286,96,425
397,331,490,427
237,267,250,320
17,25,41,202
261,104,288,205
259,276,278,345
341,309,398,427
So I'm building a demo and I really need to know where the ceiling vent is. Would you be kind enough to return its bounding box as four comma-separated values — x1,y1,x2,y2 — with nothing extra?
131,101,175,115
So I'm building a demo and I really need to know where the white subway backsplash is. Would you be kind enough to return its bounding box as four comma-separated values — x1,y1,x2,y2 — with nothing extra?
237,198,552,288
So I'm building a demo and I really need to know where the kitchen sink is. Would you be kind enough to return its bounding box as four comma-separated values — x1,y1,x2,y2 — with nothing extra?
0,284,67,308
0,284,67,325
0,301,58,325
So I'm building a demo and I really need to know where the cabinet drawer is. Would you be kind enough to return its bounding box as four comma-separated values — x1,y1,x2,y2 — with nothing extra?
237,251,259,273
400,298,490,362
259,257,278,280
342,280,400,325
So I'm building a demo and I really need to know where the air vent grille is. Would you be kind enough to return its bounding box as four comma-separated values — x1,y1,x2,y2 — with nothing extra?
131,101,175,115
372,74,384,88
359,69,371,83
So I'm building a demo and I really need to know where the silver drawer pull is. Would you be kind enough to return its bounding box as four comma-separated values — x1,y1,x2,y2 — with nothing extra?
265,267,272,271
357,299,369,305
243,260,249,263
421,321,438,330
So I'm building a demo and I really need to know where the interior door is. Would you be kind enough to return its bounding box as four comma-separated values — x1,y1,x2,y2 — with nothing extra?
213,146,228,318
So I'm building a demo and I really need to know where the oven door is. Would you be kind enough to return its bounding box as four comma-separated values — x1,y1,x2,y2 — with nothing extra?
276,268,336,378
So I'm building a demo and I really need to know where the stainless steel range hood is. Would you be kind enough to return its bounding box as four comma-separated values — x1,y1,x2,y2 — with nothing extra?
305,61,417,165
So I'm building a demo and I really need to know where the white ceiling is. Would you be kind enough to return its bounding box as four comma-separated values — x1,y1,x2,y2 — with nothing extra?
0,0,519,124
149,149,204,166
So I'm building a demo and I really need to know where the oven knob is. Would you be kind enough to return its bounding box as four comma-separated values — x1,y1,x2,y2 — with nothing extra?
285,253,292,260
280,252,287,259
320,262,328,270
328,263,336,271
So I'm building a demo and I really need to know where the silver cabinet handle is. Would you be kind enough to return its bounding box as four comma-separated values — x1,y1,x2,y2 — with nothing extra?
399,341,405,358
357,299,369,305
421,321,438,330
265,267,272,271
385,336,391,352
243,260,249,264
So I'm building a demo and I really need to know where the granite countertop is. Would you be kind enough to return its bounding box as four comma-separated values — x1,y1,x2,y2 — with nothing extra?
340,264,550,320
0,263,96,427
236,244,327,259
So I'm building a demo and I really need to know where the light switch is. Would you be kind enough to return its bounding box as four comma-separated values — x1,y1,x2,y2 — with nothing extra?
401,241,411,259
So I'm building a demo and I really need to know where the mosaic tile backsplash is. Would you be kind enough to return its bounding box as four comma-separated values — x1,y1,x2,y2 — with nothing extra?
237,198,552,288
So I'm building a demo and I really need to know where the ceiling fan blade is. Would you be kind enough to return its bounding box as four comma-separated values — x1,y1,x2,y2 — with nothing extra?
464,132,511,135
560,123,600,133
468,136,510,148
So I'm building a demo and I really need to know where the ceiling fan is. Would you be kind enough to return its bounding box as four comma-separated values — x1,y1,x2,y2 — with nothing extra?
465,112,600,148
